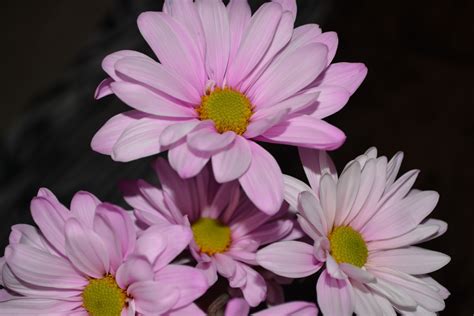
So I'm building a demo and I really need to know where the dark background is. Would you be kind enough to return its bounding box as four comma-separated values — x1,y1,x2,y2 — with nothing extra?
0,0,472,314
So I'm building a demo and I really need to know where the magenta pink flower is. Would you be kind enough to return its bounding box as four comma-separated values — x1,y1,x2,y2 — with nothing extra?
257,148,450,315
121,158,298,307
0,189,207,315
92,0,367,214
224,298,318,316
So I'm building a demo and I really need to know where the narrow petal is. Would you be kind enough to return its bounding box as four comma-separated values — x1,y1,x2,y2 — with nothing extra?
260,115,346,150
283,175,314,211
352,282,383,315
298,191,328,236
368,247,450,275
128,281,180,315
244,108,289,138
110,81,197,117
385,151,404,188
168,140,211,179
335,161,361,226
253,92,320,121
137,12,205,91
116,256,154,289
212,136,251,183
257,241,322,278
376,169,420,211
154,265,208,309
239,141,284,215
313,31,338,65
227,0,251,61
316,269,354,316
326,255,347,280
196,0,230,86
91,110,148,155
299,148,338,194
70,191,101,228
366,277,416,309
160,120,201,146
255,302,319,316
0,298,82,314
112,117,171,162
224,298,250,316
6,244,87,289
187,124,236,152
95,78,114,99
114,57,201,104
272,0,297,19
319,173,337,229
226,3,282,86
306,86,351,119
313,62,368,94
250,43,328,107
239,264,267,307
339,264,375,283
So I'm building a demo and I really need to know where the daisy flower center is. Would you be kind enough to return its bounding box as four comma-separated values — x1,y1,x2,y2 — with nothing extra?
197,87,253,135
191,217,232,256
82,274,127,316
328,226,368,268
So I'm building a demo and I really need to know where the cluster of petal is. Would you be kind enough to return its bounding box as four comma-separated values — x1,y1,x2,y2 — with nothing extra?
0,189,207,315
121,158,298,307
224,298,318,316
257,148,450,315
92,0,367,214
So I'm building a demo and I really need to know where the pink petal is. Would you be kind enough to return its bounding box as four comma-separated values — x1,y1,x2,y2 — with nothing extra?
65,218,109,278
160,120,201,146
335,161,361,226
316,269,354,316
116,256,154,289
168,140,211,179
91,110,149,155
6,244,87,289
110,81,197,117
101,50,149,81
239,264,267,307
283,174,314,210
376,169,419,211
95,78,114,99
366,277,416,309
196,0,230,86
187,123,236,152
385,151,404,188
298,147,338,194
339,264,375,283
368,247,450,275
319,173,337,230
306,86,351,119
137,12,205,91
256,241,322,278
212,136,251,183
114,57,201,104
272,0,297,19
112,117,171,162
128,281,180,315
227,0,251,61
298,191,328,236
164,303,206,316
9,224,50,252
241,219,293,246
224,298,250,316
226,3,282,86
70,191,101,228
313,31,338,65
313,62,368,94
352,283,383,315
238,141,283,215
326,255,348,280
362,191,439,241
250,43,328,107
154,265,208,309
244,108,290,139
30,196,70,255
0,298,82,314
255,302,319,316
202,181,239,219
259,115,346,150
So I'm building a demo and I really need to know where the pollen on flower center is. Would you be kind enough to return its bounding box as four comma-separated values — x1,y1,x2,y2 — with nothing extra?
196,87,253,135
328,226,368,268
82,274,127,316
191,217,232,256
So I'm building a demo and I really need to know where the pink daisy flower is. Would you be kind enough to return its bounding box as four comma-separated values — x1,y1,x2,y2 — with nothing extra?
92,0,367,214
0,189,208,315
120,158,297,307
257,148,450,315
224,298,319,316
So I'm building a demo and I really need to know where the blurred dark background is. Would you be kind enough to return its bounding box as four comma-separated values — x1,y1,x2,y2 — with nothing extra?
0,0,472,314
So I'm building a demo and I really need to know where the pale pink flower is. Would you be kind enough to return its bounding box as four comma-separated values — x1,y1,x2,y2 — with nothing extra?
257,148,450,315
121,158,297,307
224,298,319,316
92,0,367,214
0,189,207,315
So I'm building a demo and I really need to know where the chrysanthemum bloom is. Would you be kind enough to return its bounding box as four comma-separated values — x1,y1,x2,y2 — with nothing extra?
121,158,296,307
224,298,319,316
92,0,367,214
0,189,207,315
257,148,450,315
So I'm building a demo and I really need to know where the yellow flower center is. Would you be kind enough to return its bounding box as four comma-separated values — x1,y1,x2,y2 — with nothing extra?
191,217,232,256
328,226,368,268
82,275,127,316
196,87,253,135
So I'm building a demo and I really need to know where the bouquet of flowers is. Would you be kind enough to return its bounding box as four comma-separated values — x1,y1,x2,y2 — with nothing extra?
0,0,450,315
